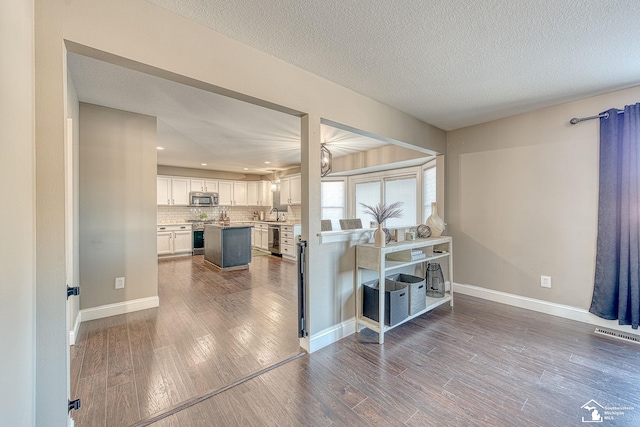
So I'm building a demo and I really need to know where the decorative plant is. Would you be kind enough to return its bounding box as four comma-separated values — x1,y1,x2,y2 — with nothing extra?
199,211,208,219
360,201,403,225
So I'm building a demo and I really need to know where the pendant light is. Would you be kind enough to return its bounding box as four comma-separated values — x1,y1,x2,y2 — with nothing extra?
269,169,279,192
321,143,332,177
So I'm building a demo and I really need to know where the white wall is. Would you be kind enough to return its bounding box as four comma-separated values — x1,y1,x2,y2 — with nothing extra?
79,103,158,309
447,84,640,309
0,0,35,425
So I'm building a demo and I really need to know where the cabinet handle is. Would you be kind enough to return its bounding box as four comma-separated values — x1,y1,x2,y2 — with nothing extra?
167,199,170,205
172,199,175,204
159,227,166,230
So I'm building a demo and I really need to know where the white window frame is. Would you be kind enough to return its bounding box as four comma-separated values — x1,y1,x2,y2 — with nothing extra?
320,177,347,231
422,159,437,223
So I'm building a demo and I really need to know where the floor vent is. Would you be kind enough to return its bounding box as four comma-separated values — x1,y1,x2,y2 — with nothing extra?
594,327,640,344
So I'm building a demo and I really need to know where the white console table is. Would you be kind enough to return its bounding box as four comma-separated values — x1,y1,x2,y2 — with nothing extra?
355,236,453,344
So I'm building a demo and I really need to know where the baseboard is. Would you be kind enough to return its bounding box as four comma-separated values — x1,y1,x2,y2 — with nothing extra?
69,313,81,346
309,318,357,353
453,283,640,336
79,296,160,323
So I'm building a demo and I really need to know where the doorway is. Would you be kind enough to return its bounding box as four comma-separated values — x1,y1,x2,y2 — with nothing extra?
66,52,305,425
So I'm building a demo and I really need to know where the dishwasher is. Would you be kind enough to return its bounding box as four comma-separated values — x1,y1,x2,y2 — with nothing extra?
268,224,281,255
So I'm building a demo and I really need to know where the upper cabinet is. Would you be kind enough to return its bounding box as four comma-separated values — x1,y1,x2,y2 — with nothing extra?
157,176,190,206
280,174,301,205
247,181,273,206
218,181,247,206
191,179,218,193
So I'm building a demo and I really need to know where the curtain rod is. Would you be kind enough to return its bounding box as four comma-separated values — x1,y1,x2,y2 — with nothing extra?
569,109,624,125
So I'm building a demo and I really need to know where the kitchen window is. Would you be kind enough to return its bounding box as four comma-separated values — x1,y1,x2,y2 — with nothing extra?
321,180,346,230
422,161,437,222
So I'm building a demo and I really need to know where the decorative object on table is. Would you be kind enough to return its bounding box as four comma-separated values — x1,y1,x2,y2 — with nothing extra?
425,262,445,298
426,202,445,237
382,228,393,244
360,202,403,248
405,231,416,241
416,224,432,238
320,143,332,177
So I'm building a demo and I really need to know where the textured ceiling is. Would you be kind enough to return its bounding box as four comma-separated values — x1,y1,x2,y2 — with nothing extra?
148,0,640,130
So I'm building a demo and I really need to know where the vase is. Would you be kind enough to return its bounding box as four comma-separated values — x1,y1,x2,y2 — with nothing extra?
374,223,386,247
426,202,445,237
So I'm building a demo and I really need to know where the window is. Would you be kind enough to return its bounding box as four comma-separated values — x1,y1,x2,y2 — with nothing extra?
422,163,436,221
355,181,381,227
321,180,345,230
385,177,417,227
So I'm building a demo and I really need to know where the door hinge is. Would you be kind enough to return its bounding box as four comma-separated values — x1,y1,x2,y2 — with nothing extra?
68,398,81,413
67,286,80,299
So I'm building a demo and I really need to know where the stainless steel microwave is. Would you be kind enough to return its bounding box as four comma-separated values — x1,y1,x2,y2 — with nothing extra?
189,192,218,207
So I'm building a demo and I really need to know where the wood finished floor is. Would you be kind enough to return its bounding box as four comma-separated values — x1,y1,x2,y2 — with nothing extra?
71,254,302,427
148,294,640,427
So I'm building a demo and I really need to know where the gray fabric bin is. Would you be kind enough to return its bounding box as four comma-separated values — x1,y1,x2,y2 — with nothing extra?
387,274,426,315
362,279,409,326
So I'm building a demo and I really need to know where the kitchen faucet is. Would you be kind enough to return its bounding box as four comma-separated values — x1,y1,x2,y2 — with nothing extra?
270,207,279,221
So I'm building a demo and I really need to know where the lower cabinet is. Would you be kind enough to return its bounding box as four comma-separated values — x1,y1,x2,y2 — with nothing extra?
157,225,192,256
280,224,301,261
252,223,269,251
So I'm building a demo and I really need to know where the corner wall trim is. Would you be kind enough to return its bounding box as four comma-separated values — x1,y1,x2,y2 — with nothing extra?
69,313,82,346
309,318,356,353
78,296,160,323
453,283,640,336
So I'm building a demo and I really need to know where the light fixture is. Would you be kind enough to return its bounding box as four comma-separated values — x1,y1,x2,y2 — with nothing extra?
243,167,249,171
264,161,271,164
201,163,207,166
156,146,164,150
269,169,279,192
321,143,332,177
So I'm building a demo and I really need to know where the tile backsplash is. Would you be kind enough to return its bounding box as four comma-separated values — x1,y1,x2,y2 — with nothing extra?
158,205,300,224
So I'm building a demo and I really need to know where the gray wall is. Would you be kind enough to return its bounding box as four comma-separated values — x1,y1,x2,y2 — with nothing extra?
1,0,35,424
79,103,158,309
447,84,640,309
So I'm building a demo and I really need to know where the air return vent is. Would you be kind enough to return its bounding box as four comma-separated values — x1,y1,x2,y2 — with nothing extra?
594,327,640,344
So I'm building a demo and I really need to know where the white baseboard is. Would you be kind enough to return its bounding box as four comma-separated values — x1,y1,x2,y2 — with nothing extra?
69,313,81,346
453,283,640,336
78,296,160,323
309,318,357,353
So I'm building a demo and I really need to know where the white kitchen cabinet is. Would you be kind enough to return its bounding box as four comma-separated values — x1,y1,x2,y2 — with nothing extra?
190,179,205,192
233,182,247,206
157,176,190,206
157,225,192,256
279,174,301,205
190,179,218,193
247,181,272,206
252,223,269,251
219,181,247,206
280,224,301,261
205,180,218,193
218,181,233,205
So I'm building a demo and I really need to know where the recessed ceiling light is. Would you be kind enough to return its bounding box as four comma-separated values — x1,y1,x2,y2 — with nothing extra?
264,161,271,164
243,168,249,171
201,163,207,166
156,146,164,150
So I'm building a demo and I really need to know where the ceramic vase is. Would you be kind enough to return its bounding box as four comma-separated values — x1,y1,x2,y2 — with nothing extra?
426,202,445,237
374,223,386,247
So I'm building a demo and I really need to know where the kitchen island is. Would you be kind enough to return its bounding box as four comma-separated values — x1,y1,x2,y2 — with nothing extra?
204,223,252,271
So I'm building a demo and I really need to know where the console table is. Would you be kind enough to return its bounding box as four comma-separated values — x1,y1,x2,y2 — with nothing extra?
355,236,453,343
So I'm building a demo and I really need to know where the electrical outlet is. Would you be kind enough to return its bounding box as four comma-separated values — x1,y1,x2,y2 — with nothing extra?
115,277,125,289
540,275,552,288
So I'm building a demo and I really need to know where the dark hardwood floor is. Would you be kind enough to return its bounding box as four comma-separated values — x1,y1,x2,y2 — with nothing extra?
148,294,640,427
73,253,640,426
71,253,302,427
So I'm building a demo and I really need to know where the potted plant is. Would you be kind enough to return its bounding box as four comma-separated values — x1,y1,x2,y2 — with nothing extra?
360,202,403,247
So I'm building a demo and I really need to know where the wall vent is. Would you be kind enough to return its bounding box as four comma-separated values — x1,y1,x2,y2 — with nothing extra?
594,327,640,345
